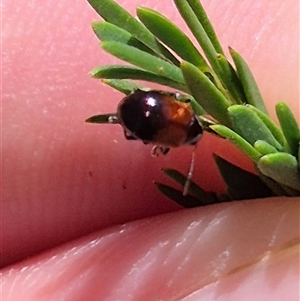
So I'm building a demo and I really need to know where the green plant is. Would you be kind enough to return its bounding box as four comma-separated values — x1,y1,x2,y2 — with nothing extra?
86,0,300,206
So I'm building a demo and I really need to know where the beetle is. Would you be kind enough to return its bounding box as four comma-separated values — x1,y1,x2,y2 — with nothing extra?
87,89,202,154
86,89,203,193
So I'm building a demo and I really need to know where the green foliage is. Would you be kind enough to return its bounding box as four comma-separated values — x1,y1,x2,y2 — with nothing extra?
86,0,300,205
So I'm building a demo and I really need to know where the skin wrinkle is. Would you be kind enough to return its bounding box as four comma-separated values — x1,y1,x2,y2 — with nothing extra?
208,1,254,49
171,219,229,291
38,248,103,299
212,1,282,54
24,269,41,290
267,211,289,247
111,247,161,299
139,236,189,298
228,240,299,277
175,200,296,293
160,226,199,288
3,232,113,297
249,3,288,58
2,199,299,300
4,271,18,300
105,199,298,299
179,244,300,301
210,247,232,278
131,250,187,301
180,249,299,301
167,232,201,291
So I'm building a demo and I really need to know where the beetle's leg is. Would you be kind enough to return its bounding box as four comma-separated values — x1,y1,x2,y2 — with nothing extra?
151,145,170,157
123,130,137,140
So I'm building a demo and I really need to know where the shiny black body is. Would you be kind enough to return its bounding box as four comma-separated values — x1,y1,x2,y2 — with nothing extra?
117,89,203,147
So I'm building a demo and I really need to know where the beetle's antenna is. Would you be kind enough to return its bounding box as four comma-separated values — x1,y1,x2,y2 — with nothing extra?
183,147,196,196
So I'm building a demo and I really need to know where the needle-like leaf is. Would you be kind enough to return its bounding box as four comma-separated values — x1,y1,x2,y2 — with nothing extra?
247,105,287,149
214,155,273,199
185,0,224,54
211,124,262,162
155,182,211,208
101,41,185,84
162,168,219,204
86,0,299,200
258,153,300,191
137,7,208,70
91,65,188,92
86,113,117,124
102,79,145,95
92,22,157,55
181,61,232,126
276,102,300,156
254,140,278,155
230,47,268,114
228,105,283,150
88,0,180,65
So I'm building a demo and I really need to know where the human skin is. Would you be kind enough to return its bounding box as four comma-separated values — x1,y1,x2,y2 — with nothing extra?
2,0,299,300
